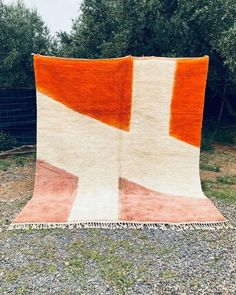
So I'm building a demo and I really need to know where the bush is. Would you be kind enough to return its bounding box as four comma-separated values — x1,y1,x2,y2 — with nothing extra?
213,129,235,144
201,127,214,151
58,0,236,125
0,131,17,152
0,0,54,89
201,123,235,151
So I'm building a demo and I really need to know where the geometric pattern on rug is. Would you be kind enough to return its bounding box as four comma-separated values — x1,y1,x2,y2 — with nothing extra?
11,54,227,229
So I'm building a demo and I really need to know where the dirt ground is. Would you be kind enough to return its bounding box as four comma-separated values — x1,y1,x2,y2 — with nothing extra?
200,144,236,180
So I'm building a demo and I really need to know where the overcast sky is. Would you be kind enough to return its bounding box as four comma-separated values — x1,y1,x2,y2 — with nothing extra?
4,0,82,35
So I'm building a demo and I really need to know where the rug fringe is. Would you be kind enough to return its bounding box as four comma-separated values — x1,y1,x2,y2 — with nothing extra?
6,220,234,231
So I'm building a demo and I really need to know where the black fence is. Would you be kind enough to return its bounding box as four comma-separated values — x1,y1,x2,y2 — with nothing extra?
0,89,36,146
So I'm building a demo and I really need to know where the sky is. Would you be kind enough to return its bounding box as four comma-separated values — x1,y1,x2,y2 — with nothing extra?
4,0,82,35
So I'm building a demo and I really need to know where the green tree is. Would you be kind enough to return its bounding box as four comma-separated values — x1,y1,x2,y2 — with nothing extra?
0,0,54,89
59,0,236,124
171,0,236,125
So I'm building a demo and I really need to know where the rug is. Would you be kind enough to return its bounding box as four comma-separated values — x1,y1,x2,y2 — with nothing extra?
10,54,229,230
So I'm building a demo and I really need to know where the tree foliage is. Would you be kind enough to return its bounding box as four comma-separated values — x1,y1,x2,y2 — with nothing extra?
0,0,54,89
58,0,236,123
0,0,235,123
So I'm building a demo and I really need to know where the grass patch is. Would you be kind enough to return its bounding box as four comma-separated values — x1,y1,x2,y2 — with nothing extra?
0,153,35,171
201,179,216,191
12,153,36,166
200,145,236,204
70,240,138,294
21,262,57,275
160,270,177,280
200,161,220,172
205,188,236,203
5,270,19,284
69,258,84,270
216,175,236,185
39,247,57,260
202,179,236,203
100,255,135,293
16,287,28,295
14,195,32,209
0,160,11,171
47,264,57,274
189,277,200,288
14,156,29,167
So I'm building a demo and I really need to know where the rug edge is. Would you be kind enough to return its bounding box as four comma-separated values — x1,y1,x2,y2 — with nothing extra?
7,220,234,231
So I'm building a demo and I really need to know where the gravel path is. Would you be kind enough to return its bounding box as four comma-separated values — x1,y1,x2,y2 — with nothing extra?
0,199,235,295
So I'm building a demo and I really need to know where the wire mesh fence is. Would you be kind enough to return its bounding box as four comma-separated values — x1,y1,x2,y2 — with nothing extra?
0,89,36,146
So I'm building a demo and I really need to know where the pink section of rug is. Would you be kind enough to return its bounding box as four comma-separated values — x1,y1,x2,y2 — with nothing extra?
13,160,78,223
119,178,225,223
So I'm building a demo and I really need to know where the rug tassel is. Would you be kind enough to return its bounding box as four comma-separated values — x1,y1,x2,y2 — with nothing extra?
5,220,234,231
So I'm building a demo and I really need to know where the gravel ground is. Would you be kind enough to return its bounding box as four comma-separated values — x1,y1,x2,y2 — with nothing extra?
0,148,236,295
0,209,235,295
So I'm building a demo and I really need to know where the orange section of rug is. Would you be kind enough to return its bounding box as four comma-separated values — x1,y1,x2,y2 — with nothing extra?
34,55,133,131
13,160,78,223
169,57,209,147
119,178,225,223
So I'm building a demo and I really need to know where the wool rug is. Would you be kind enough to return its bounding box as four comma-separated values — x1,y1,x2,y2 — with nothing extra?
10,54,229,230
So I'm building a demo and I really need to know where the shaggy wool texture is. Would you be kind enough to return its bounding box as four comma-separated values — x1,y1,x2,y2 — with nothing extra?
11,54,228,230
